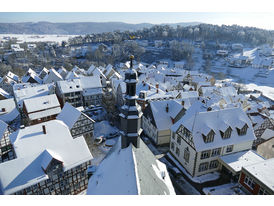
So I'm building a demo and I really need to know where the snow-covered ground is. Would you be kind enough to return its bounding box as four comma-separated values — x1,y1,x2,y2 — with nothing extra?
93,120,119,137
203,183,246,195
0,34,78,43
88,121,120,166
167,153,220,184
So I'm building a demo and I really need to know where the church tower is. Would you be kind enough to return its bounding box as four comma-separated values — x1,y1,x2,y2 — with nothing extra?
120,55,143,149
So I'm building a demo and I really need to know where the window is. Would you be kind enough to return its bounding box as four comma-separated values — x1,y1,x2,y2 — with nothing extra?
220,127,232,139
177,136,181,145
259,187,269,195
237,124,248,136
202,130,215,143
172,132,175,139
244,175,255,189
183,127,190,139
226,145,233,153
198,162,209,172
171,142,175,151
184,147,190,163
209,160,219,169
211,148,221,157
175,147,180,157
201,150,211,159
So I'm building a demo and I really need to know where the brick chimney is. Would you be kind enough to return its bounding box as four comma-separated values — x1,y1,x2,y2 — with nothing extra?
156,84,159,93
42,125,46,134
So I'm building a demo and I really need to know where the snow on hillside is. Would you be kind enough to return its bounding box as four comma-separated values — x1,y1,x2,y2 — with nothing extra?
0,34,78,43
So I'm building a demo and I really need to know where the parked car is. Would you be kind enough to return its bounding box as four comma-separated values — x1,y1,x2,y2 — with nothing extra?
168,167,181,178
94,135,104,145
106,131,120,139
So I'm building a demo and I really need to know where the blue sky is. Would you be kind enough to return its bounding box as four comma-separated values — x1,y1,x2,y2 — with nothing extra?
0,12,273,30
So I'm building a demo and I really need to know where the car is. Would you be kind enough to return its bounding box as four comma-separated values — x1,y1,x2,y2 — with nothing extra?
106,131,120,139
168,167,181,178
94,135,104,145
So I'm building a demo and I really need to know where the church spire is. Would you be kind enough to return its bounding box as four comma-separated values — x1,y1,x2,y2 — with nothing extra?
119,55,143,149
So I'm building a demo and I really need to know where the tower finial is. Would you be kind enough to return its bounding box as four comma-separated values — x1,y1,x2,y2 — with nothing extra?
130,55,134,69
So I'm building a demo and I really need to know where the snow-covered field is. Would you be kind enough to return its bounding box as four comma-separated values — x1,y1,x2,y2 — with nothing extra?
0,34,78,43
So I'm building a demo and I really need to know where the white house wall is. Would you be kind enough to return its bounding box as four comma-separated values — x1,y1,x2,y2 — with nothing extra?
158,130,171,145
170,132,196,176
170,130,254,177
142,116,158,144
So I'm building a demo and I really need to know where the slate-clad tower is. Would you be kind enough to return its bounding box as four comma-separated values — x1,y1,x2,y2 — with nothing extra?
120,55,143,149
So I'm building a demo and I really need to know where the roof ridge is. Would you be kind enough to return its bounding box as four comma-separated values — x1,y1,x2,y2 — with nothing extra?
131,145,141,195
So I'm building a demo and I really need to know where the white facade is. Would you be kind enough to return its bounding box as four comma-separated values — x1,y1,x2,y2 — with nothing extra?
170,106,256,177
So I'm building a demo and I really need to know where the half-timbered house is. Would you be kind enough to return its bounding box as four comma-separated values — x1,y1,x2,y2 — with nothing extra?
170,103,256,177
0,120,93,195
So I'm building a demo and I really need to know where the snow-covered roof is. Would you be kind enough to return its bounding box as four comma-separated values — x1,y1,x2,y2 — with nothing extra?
13,84,52,108
261,129,274,141
40,149,63,171
21,70,43,84
56,79,82,94
219,150,264,174
87,64,96,75
0,98,19,123
56,102,93,129
0,120,93,195
79,76,103,96
43,68,63,84
243,158,274,192
72,66,86,75
6,71,19,82
136,82,170,100
57,67,68,79
65,71,80,80
80,76,102,89
87,138,175,195
24,94,59,113
172,103,255,152
0,88,11,99
149,100,184,131
38,67,49,78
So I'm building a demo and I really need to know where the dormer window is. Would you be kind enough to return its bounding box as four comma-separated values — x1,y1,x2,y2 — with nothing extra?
202,130,215,143
220,126,232,139
236,123,248,136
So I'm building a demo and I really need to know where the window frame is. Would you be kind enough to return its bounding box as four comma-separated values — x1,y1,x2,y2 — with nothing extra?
198,162,209,172
184,147,190,163
200,150,211,159
226,145,233,153
244,175,255,190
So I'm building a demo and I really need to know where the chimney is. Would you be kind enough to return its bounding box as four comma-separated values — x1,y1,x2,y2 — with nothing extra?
2,108,5,112
166,104,169,113
148,85,151,90
42,125,46,134
181,101,185,106
207,107,212,111
156,84,159,93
